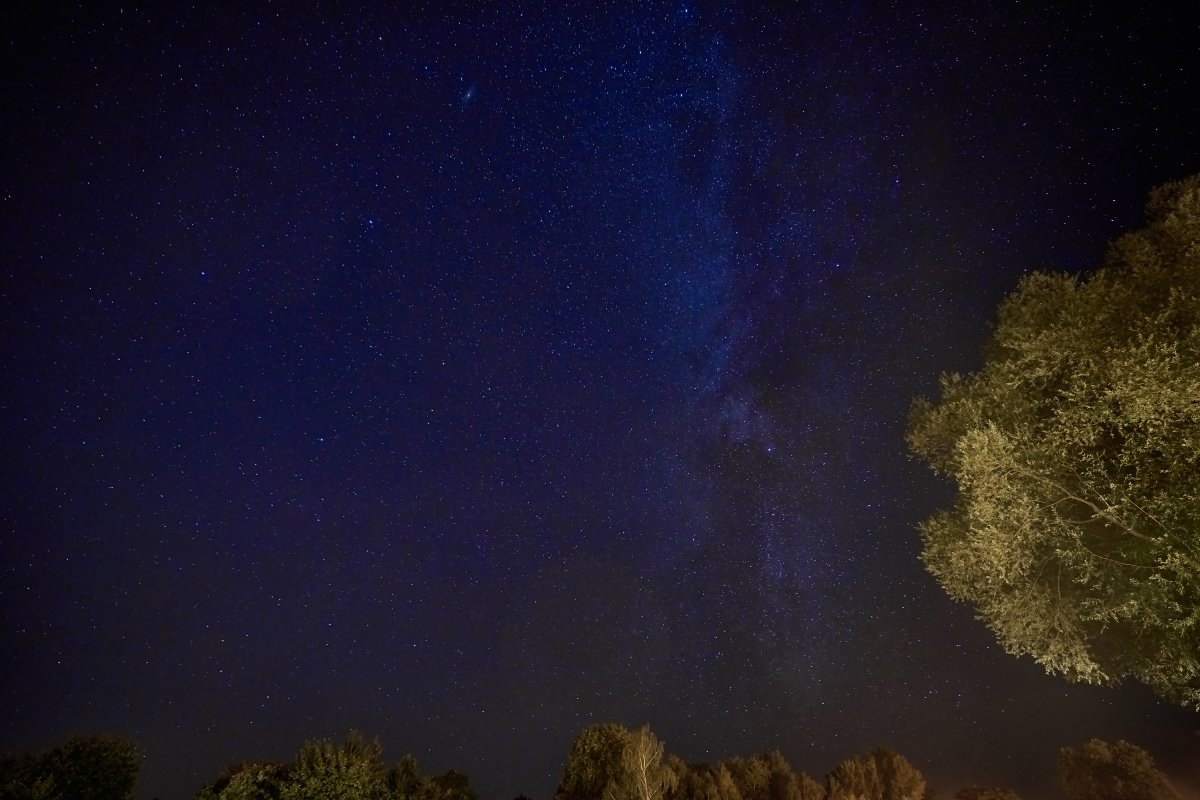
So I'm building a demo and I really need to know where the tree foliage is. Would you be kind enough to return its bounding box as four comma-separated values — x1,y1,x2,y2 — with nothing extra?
662,750,824,800
555,723,634,800
195,762,285,800
1057,739,1181,800
555,723,677,800
954,788,1021,800
195,733,474,800
423,770,477,800
0,734,140,800
733,752,824,800
605,726,676,800
908,174,1200,707
277,733,387,800
557,725,828,800
387,755,428,800
825,748,925,800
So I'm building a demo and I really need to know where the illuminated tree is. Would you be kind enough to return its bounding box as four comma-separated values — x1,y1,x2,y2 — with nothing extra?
555,723,634,800
794,773,825,800
723,756,770,800
825,748,925,800
954,788,1021,800
710,765,742,800
908,174,1200,708
760,752,824,800
606,726,676,800
195,762,285,800
664,755,719,800
665,752,823,800
1058,739,1181,800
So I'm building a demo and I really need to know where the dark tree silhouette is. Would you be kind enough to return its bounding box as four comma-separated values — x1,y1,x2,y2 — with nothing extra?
0,734,140,800
1058,739,1182,800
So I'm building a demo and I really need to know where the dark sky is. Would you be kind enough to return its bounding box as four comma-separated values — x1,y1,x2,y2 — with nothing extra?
2,3,1198,799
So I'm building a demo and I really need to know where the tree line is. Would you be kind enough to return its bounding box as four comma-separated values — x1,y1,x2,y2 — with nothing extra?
554,722,1182,800
0,724,1185,800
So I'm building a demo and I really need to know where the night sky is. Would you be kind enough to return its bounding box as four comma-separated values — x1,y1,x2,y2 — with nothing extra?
3,3,1199,799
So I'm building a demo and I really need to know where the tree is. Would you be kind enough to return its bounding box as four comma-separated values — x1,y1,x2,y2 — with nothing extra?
1057,739,1181,800
386,755,428,800
954,788,1021,800
724,756,771,800
907,173,1200,708
759,752,824,800
0,735,140,800
710,765,743,800
825,748,925,800
195,762,285,800
277,732,387,800
192,735,471,800
0,752,56,800
664,756,720,800
791,773,825,800
664,753,823,800
555,724,634,800
605,726,676,800
423,771,477,800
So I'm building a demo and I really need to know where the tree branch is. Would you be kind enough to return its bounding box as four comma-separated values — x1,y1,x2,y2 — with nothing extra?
1008,464,1200,571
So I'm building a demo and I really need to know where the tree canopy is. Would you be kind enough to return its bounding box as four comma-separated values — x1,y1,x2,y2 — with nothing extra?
604,726,675,800
554,723,634,800
194,732,476,800
0,734,140,800
1058,739,1182,800
954,788,1022,800
557,724,827,800
825,748,925,800
950,786,1017,800
907,174,1200,708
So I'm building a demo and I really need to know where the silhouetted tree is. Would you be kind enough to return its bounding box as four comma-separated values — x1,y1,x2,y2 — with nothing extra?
424,771,477,800
1058,739,1181,800
0,735,139,800
0,752,54,800
387,755,428,800
908,173,1200,708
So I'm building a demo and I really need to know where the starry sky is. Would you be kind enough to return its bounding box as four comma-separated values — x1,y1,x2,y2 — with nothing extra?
2,3,1198,799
